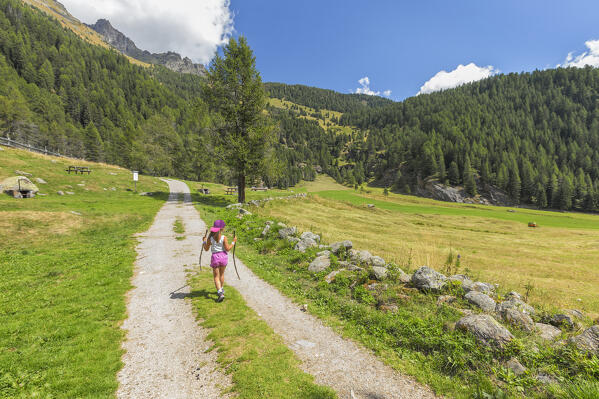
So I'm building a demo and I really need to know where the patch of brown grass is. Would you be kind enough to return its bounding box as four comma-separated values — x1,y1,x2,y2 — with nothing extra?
256,195,599,316
0,211,83,240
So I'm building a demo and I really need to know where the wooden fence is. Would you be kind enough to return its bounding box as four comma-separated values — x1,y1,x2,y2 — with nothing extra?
0,136,63,157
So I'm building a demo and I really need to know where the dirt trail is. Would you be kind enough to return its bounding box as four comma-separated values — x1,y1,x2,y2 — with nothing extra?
117,179,230,399
194,194,438,398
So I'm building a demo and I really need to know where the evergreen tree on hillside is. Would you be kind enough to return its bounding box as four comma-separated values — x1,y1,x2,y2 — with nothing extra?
84,122,103,162
448,161,460,186
203,36,274,203
463,155,477,196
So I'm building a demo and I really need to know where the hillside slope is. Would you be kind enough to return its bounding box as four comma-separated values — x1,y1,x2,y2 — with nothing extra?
21,0,149,67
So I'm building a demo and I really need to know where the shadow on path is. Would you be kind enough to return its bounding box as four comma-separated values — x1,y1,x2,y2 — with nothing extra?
170,289,216,301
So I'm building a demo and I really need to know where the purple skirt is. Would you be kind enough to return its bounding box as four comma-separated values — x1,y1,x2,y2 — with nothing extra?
210,251,228,268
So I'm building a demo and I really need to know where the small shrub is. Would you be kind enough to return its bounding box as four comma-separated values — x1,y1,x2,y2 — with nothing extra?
352,285,376,305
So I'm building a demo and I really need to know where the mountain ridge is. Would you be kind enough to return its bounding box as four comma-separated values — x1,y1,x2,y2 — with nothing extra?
87,19,205,76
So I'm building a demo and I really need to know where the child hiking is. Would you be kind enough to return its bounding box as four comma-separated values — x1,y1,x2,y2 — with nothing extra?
203,219,236,302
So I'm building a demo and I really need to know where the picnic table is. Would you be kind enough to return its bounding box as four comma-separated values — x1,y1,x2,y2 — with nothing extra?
225,186,237,195
65,166,92,175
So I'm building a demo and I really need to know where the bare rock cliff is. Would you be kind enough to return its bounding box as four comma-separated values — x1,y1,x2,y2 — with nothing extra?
87,19,205,76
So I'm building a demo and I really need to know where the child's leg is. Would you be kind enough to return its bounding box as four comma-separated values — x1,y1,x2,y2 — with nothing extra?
218,266,226,288
212,267,222,291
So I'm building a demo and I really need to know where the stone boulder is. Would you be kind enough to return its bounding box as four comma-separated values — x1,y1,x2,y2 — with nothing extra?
287,236,300,244
449,274,474,289
325,269,345,283
317,250,331,257
295,238,318,253
456,314,514,348
569,325,599,355
500,308,534,332
339,261,363,272
535,372,558,385
464,281,495,295
238,208,252,216
248,200,261,207
261,224,271,237
506,358,527,376
437,295,457,306
370,256,386,268
226,203,242,209
411,266,447,292
308,255,331,273
349,249,373,265
506,291,522,300
300,232,320,243
535,323,561,341
398,269,412,284
371,266,388,281
330,240,353,255
35,177,47,184
278,227,297,239
549,314,578,330
465,291,496,313
496,298,535,316
1,176,39,194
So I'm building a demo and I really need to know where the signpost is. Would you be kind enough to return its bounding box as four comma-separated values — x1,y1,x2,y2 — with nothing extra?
133,171,139,192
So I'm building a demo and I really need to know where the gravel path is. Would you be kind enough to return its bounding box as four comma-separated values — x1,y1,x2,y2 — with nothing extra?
193,196,439,398
116,179,231,399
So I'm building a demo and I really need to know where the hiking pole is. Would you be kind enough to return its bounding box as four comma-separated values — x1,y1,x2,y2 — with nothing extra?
199,229,208,272
232,230,240,280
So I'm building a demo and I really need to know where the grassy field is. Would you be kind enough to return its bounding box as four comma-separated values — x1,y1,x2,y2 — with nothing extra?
253,176,599,316
0,147,166,397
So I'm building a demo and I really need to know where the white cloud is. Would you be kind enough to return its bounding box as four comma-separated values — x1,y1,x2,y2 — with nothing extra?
418,63,497,95
60,0,234,64
560,40,599,68
355,76,391,97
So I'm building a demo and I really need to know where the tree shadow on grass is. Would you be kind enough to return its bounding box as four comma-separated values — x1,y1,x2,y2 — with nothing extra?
145,191,233,208
192,193,233,208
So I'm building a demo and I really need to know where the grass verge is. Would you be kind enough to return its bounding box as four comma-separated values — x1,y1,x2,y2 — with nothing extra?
188,271,337,399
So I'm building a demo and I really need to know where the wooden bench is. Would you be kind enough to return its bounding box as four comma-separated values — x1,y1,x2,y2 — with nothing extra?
65,166,92,175
225,187,237,195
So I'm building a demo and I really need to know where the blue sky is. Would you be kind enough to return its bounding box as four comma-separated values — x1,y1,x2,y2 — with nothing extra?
228,0,599,100
62,0,599,102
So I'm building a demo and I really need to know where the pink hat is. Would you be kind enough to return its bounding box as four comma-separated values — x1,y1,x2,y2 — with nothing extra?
210,219,226,233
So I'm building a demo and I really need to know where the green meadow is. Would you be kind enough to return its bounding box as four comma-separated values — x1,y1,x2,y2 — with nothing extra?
0,147,166,398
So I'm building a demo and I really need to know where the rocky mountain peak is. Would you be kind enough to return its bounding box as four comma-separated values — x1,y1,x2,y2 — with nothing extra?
87,19,205,76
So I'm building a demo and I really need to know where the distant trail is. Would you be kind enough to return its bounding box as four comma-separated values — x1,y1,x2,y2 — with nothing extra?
117,179,230,399
194,197,439,398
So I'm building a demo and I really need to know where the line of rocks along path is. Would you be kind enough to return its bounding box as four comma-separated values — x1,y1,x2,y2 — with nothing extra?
191,182,438,399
